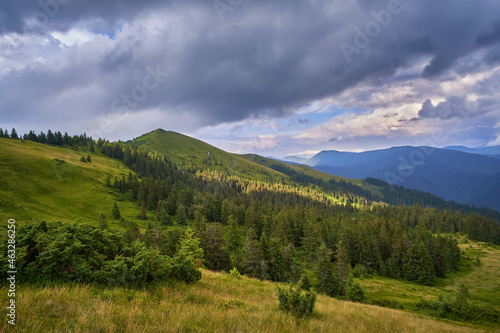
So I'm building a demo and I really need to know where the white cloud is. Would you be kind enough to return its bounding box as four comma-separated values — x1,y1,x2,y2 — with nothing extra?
51,28,98,47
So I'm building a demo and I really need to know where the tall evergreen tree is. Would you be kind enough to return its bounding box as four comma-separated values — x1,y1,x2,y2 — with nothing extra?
243,228,262,278
315,243,338,296
403,241,435,286
112,201,121,220
10,128,18,139
335,240,350,296
203,223,229,271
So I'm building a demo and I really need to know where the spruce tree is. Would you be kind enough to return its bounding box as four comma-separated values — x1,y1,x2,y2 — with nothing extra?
176,227,204,266
335,240,350,296
175,204,187,225
203,223,229,271
243,228,262,278
403,242,435,286
112,201,121,220
10,128,18,139
315,243,337,296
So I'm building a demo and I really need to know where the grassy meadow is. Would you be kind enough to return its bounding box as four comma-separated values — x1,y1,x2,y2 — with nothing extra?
0,138,142,228
0,268,491,333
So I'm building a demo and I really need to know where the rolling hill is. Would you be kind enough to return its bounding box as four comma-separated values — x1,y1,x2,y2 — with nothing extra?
0,138,141,226
283,146,500,211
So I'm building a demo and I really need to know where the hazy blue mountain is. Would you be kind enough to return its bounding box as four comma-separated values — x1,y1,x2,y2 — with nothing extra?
444,145,500,156
283,146,500,211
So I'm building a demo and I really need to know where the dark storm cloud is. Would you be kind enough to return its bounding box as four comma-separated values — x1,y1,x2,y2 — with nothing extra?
0,0,175,33
1,0,500,137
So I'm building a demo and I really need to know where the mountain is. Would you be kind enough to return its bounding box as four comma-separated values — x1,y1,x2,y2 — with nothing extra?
284,146,500,211
130,129,373,191
444,145,500,157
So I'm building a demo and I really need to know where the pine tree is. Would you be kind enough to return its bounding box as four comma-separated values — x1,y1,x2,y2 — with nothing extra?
403,242,435,286
335,240,350,296
138,200,147,220
315,243,338,296
175,204,187,225
47,129,54,144
112,201,121,220
10,128,18,139
144,221,158,249
156,201,171,226
39,131,46,143
176,227,204,266
301,219,322,261
203,223,229,271
243,228,262,278
86,155,92,163
225,215,243,269
166,190,177,216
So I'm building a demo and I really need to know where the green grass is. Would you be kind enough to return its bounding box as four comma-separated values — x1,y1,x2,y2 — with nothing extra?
0,139,142,227
129,129,285,182
0,269,487,333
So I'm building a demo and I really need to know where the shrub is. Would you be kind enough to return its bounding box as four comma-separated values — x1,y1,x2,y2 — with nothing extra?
276,283,316,318
173,258,202,283
230,267,241,279
0,220,201,287
346,278,366,303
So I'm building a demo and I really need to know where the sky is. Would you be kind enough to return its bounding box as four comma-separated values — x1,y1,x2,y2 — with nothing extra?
1,0,500,158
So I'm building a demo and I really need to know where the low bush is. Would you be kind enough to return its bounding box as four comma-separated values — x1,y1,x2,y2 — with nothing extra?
276,283,316,318
346,278,366,303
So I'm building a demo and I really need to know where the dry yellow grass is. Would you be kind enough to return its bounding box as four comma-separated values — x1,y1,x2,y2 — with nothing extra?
0,270,490,332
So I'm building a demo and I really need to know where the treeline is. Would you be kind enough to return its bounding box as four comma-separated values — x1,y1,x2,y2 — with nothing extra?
2,127,95,148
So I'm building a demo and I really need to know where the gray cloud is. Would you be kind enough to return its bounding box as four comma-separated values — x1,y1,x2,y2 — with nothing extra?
1,0,500,142
418,97,476,120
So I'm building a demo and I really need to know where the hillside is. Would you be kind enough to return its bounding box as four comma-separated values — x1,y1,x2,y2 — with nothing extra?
283,146,500,211
0,268,489,333
129,129,284,182
0,138,141,226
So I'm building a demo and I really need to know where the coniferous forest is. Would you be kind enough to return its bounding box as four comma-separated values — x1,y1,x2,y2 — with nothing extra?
1,129,500,327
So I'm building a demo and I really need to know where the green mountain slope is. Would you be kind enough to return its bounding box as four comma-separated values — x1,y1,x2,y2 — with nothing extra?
129,129,284,182
240,153,381,194
0,138,140,225
130,129,381,200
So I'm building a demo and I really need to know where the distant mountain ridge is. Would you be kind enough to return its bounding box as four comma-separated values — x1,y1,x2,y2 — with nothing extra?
282,146,500,211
